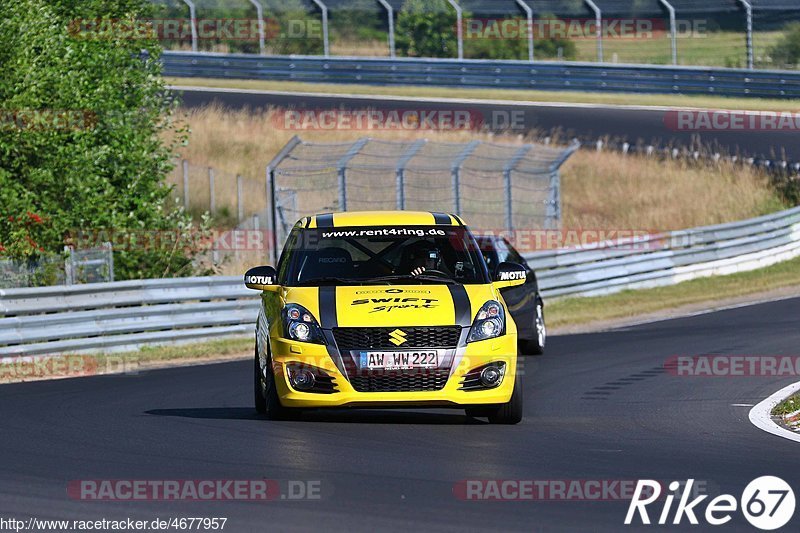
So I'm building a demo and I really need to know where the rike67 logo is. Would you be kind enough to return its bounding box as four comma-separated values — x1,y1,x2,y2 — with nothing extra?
625,477,795,530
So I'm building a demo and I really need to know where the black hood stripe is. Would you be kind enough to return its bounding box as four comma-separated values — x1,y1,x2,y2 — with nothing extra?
448,285,472,327
319,286,338,328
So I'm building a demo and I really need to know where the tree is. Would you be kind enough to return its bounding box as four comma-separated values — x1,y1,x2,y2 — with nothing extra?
770,23,800,68
396,0,460,58
0,0,207,280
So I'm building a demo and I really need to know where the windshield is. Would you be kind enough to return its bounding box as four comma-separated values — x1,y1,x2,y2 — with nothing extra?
277,225,490,286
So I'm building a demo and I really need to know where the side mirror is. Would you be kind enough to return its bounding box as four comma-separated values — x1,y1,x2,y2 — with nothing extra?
244,266,279,291
493,262,527,289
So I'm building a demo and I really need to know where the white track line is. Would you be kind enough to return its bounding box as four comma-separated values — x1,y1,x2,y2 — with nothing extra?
169,85,769,114
749,381,800,444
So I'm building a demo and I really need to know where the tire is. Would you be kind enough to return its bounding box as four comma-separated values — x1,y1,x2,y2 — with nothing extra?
254,341,296,420
254,343,267,415
488,376,523,425
521,301,546,355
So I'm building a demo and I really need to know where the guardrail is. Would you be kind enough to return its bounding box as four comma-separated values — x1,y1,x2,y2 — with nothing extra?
1,205,799,357
0,278,258,357
162,51,800,99
524,205,800,298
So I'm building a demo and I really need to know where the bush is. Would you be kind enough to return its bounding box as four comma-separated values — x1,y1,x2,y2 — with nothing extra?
769,23,800,68
0,0,208,280
396,0,460,58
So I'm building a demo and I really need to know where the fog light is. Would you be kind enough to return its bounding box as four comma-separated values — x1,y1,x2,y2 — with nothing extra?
479,365,503,388
290,369,316,390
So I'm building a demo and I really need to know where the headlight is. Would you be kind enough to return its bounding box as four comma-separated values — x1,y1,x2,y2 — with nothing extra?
282,304,325,344
467,300,505,343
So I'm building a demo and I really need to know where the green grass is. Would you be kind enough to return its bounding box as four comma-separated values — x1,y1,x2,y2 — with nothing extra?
773,394,800,417
167,76,796,112
572,31,785,69
122,336,252,365
547,254,800,329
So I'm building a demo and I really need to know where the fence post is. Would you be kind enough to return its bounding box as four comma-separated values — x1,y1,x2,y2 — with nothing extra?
181,0,198,52
208,167,215,214
248,0,266,55
504,145,533,234
377,0,395,57
737,0,754,70
451,140,480,215
336,138,370,212
105,242,115,282
266,136,302,263
515,0,535,62
446,0,464,60
658,0,678,65
63,246,74,286
310,0,330,57
237,175,244,223
182,159,190,210
396,139,427,210
584,0,603,62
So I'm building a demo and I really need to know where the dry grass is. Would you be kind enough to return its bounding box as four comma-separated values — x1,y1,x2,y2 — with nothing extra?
560,150,785,231
169,106,785,273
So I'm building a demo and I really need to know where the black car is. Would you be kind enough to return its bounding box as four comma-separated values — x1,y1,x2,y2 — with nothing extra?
477,235,546,355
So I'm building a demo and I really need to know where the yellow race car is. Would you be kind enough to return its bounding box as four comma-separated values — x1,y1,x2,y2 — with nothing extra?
244,211,527,424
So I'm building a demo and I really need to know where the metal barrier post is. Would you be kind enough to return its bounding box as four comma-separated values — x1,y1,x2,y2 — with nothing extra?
182,0,198,52
395,139,426,210
515,0,534,62
446,0,464,60
584,0,603,62
182,159,190,209
208,167,215,213
237,175,244,223
310,0,330,57
266,136,302,261
337,138,370,212
504,145,532,233
248,0,266,55
451,140,480,215
738,0,754,70
658,0,678,65
377,0,396,58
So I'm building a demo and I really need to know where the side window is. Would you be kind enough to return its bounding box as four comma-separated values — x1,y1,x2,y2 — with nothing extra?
495,240,511,265
502,238,528,269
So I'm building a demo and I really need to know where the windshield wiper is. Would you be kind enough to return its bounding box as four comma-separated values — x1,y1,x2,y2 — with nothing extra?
295,277,356,286
364,274,459,285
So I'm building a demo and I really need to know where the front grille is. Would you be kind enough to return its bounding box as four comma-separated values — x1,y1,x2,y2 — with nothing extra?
349,370,450,393
333,326,461,351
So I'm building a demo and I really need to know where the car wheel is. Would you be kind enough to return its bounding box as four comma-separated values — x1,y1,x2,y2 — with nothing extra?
254,340,296,420
521,301,546,355
487,376,523,425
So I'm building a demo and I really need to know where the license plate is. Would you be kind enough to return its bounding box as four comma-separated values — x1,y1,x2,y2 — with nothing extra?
360,351,439,370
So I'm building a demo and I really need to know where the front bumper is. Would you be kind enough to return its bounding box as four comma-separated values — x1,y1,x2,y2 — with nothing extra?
270,335,518,408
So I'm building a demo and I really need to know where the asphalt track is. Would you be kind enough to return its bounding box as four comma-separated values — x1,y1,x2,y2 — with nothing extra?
2,297,799,531
175,87,800,160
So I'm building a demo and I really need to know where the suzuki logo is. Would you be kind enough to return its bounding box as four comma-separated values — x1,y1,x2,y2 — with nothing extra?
389,329,408,346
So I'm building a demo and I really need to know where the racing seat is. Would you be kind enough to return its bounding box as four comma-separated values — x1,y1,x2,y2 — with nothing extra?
299,247,354,281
